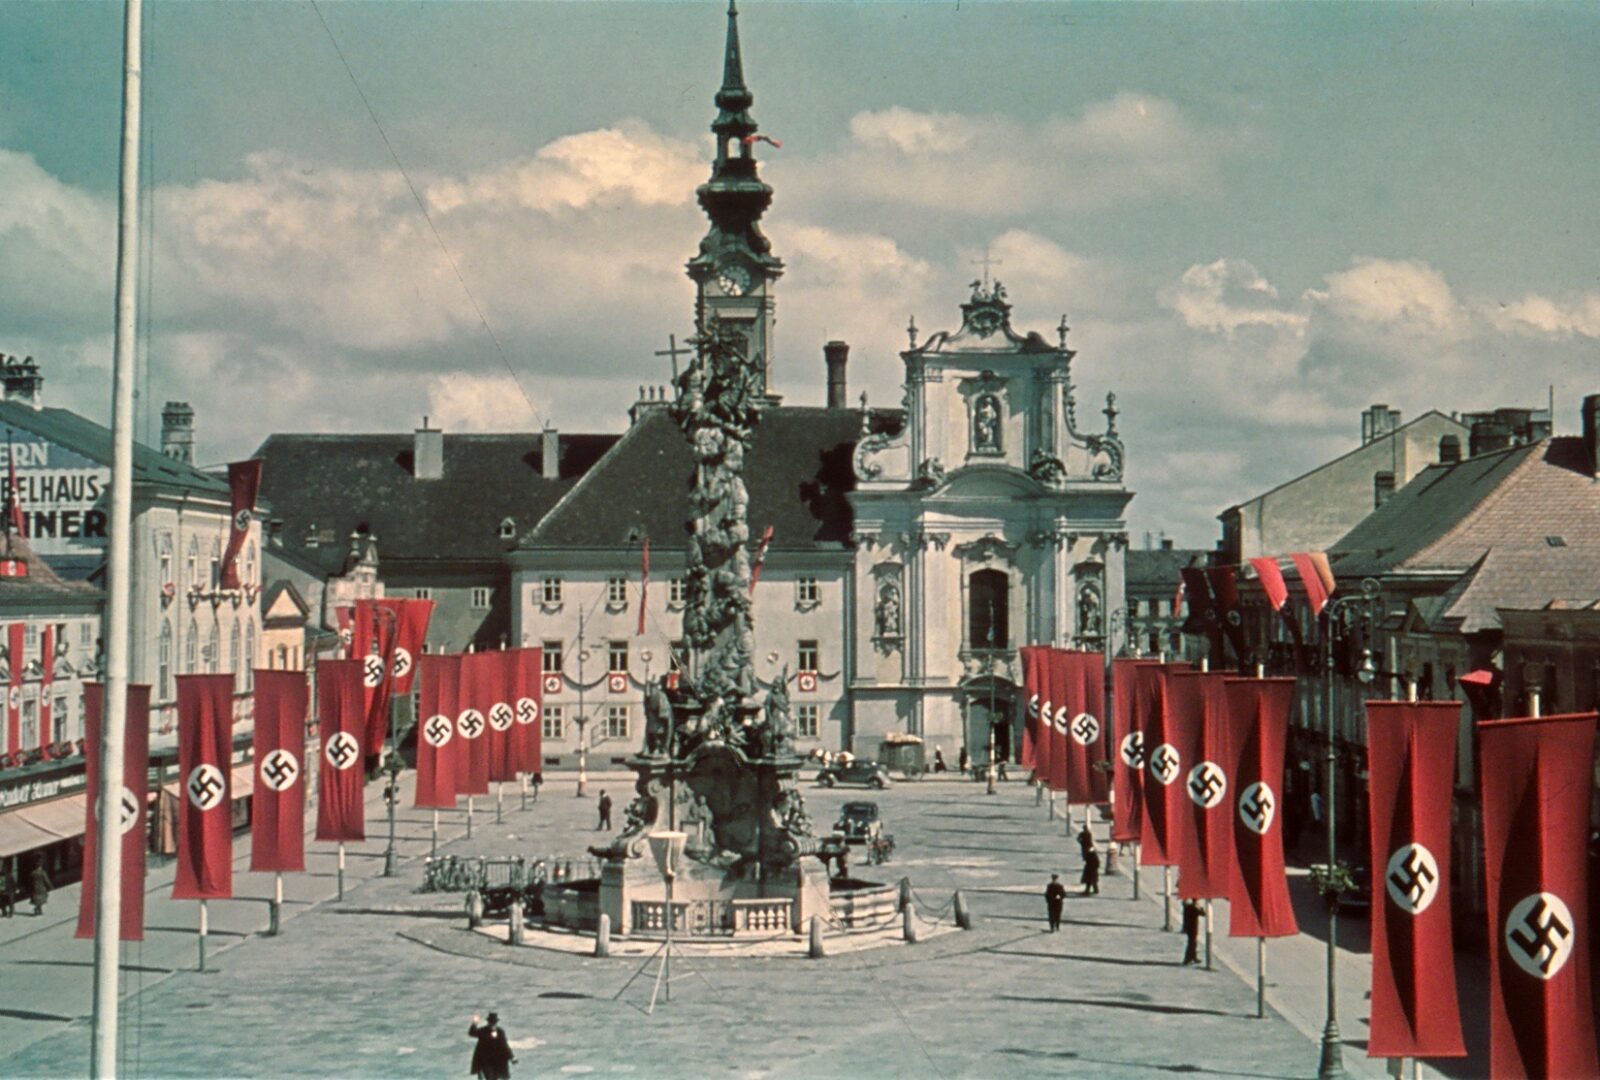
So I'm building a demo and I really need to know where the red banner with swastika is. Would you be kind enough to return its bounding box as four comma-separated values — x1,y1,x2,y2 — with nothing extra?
1019,646,1044,773
1045,648,1068,792
1479,711,1599,1078
174,675,234,900
484,649,519,783
455,651,492,796
75,684,150,941
252,670,308,873
1224,677,1297,938
513,647,543,775
377,597,433,697
1057,650,1108,805
1111,659,1157,844
219,459,262,591
415,653,460,809
1137,664,1181,867
316,659,366,842
1365,700,1464,1059
1176,672,1233,900
353,599,396,764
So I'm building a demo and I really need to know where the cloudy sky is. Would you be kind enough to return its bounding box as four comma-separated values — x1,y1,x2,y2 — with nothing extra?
3,1,1597,545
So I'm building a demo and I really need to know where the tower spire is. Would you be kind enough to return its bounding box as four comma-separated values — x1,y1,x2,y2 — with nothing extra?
714,0,756,139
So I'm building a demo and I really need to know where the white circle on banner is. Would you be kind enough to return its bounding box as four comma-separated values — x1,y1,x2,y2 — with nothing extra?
233,508,252,532
186,764,226,811
1026,693,1039,721
423,714,454,748
324,731,360,771
544,674,562,695
1506,892,1576,980
1186,762,1226,808
391,647,412,680
1237,781,1275,834
1119,731,1145,770
8,686,18,710
516,697,538,725
1149,743,1181,786
458,709,485,740
362,653,385,688
1070,712,1100,746
258,749,300,792
1052,704,1069,735
488,702,514,732
116,786,140,835
1385,843,1440,915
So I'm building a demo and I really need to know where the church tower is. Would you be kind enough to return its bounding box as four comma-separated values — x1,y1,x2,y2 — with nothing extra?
686,1,784,400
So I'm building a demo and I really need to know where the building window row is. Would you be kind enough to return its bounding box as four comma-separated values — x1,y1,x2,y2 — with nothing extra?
542,704,564,740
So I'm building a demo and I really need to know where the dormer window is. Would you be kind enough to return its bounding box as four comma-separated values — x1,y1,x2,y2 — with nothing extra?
498,517,516,540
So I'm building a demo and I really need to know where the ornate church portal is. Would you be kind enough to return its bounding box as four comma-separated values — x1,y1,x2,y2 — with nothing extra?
847,282,1132,763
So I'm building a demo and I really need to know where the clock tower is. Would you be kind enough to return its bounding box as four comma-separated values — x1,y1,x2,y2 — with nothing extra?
686,1,784,400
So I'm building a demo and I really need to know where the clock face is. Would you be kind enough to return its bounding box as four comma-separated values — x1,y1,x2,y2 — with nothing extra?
716,265,752,297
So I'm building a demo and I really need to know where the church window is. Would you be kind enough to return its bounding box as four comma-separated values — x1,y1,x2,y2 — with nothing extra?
796,577,819,606
969,569,1009,649
542,705,564,740
797,640,819,672
185,619,198,674
542,641,564,673
608,641,629,673
471,587,491,610
207,624,221,674
796,705,819,738
606,705,630,739
606,577,628,606
229,621,241,680
541,578,563,605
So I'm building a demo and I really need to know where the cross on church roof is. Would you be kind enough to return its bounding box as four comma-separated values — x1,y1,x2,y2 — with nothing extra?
971,247,1003,290
654,333,693,380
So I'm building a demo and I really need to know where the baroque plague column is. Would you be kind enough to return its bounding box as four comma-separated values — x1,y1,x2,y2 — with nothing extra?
849,282,1132,761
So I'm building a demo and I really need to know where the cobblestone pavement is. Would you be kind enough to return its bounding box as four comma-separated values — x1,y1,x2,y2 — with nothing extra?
3,772,1369,1078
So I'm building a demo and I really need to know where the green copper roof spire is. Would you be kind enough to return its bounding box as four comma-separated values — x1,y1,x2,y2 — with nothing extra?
713,0,756,136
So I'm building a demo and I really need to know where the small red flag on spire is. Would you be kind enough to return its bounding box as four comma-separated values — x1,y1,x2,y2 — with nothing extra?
749,525,774,596
742,134,782,149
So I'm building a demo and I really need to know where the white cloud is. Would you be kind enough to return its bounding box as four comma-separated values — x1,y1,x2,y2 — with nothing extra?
848,107,979,155
0,150,115,326
1489,291,1600,339
1305,257,1466,337
426,373,544,432
1164,258,1307,335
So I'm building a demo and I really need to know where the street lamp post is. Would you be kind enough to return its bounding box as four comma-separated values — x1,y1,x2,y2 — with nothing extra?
373,606,402,879
575,609,590,798
985,600,999,795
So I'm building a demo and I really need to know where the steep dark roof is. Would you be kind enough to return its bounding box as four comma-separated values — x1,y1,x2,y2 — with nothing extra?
0,533,101,607
0,400,228,498
525,406,866,551
1328,441,1539,579
253,432,619,575
1126,548,1208,590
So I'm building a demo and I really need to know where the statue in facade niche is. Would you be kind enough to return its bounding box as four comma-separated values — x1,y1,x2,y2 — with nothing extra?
974,395,1001,451
643,677,673,755
875,582,902,638
763,667,793,757
1078,585,1103,638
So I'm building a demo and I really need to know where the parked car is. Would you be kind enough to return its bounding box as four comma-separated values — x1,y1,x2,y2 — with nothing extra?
817,759,892,789
832,801,895,864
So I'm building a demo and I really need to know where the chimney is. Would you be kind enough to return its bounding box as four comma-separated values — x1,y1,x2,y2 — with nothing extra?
0,355,43,411
1361,403,1401,446
1438,433,1462,465
824,340,849,409
1160,537,1174,551
541,426,559,480
414,416,443,480
160,401,195,463
1469,418,1512,458
1583,393,1600,479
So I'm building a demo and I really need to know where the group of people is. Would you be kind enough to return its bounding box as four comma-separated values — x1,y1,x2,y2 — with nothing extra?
1043,824,1208,966
0,861,50,918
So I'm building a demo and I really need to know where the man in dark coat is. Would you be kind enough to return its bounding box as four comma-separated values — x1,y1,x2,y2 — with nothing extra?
468,1012,515,1079
1081,847,1100,896
597,790,612,831
1076,825,1094,860
1043,873,1067,931
28,862,50,916
0,865,15,917
1181,899,1202,965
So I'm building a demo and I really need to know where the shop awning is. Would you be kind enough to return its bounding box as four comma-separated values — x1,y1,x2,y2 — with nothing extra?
16,794,88,842
0,809,60,858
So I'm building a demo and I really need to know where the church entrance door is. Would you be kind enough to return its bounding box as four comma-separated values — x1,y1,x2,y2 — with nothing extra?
964,680,1017,765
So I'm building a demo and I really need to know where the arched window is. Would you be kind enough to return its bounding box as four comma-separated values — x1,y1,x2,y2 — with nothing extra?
159,620,173,700
186,536,199,587
159,533,173,588
245,541,257,585
208,624,221,674
244,621,256,688
969,569,1009,649
185,618,198,672
210,538,222,589
229,621,241,681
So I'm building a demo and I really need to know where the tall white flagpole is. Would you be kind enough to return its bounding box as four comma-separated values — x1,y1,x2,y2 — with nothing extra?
92,0,143,1075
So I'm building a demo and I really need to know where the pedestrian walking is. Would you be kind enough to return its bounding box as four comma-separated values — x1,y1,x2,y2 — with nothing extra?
1043,873,1067,932
958,746,970,775
1081,847,1100,895
0,865,15,917
467,1012,516,1080
531,772,543,803
1181,899,1202,965
933,746,947,773
597,790,612,831
28,861,50,916
1076,824,1094,860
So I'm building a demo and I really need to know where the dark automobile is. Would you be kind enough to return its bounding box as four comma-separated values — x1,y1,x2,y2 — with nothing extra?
817,759,892,789
834,801,882,841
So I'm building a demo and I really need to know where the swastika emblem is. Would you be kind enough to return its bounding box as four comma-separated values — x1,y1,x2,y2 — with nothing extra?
338,626,353,648
1149,744,1181,786
1027,693,1040,721
233,508,252,532
8,686,18,710
362,653,385,688
1053,705,1070,735
1039,701,1053,734
117,786,140,835
186,764,226,811
609,673,627,694
1385,843,1439,915
488,702,514,732
1238,781,1275,834
1506,892,1576,980
324,731,360,771
1071,713,1100,746
1187,762,1226,808
391,647,412,680
259,749,300,792
423,714,454,748
543,674,562,695
515,697,538,725
1119,732,1146,770
457,709,485,740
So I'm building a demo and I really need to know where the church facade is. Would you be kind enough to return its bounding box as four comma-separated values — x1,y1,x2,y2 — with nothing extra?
510,2,1134,765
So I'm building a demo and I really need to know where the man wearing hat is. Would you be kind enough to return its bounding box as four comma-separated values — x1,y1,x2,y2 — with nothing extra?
1043,873,1067,932
468,1011,516,1079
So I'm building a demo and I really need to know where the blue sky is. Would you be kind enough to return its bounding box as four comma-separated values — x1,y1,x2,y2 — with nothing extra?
2,1,1597,545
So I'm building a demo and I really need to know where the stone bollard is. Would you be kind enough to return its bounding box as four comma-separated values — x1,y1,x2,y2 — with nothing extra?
809,915,825,959
1105,842,1120,876
594,913,611,958
898,877,912,913
466,890,484,929
508,899,525,946
953,890,972,930
902,902,919,944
